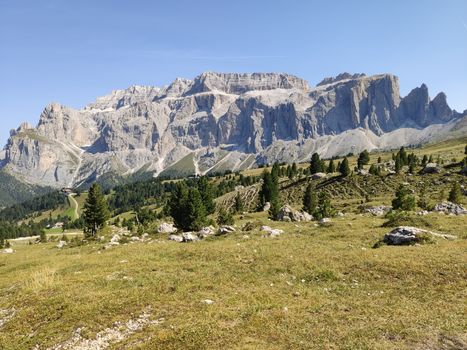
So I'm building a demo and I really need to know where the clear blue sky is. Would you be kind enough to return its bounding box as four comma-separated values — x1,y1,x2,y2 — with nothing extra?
1,0,466,146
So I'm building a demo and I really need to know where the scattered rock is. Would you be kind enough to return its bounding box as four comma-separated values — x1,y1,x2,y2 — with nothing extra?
433,202,467,215
0,308,15,327
130,236,140,242
198,226,216,238
110,234,120,244
416,210,429,216
262,202,271,212
277,205,312,222
357,169,369,176
2,248,14,254
182,232,199,242
168,234,183,243
383,226,456,245
218,226,236,235
337,211,345,217
56,240,67,249
319,218,332,224
260,225,284,237
202,299,214,305
364,205,391,216
422,163,441,174
312,172,327,180
157,222,177,234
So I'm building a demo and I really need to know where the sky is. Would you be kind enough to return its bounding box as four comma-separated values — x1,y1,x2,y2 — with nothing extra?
1,0,466,146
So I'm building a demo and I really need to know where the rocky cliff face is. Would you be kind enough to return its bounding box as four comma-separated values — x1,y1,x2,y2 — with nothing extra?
1,72,465,188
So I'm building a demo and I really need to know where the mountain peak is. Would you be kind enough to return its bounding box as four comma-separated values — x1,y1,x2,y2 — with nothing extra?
317,72,367,86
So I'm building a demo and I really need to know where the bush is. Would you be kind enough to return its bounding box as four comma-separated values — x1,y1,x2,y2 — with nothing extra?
217,209,234,226
382,210,431,228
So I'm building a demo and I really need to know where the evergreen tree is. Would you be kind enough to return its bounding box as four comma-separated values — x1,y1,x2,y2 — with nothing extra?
302,183,318,215
269,196,281,220
197,176,215,214
234,192,244,213
326,159,336,173
217,208,234,226
395,156,402,174
408,162,415,174
169,182,189,230
421,154,428,167
309,153,323,174
377,156,382,163
291,162,298,178
339,157,351,176
83,183,110,238
448,182,462,204
39,229,47,243
392,184,416,211
315,192,335,220
186,187,207,231
398,147,408,165
259,170,273,209
368,164,378,175
428,155,433,163
357,150,370,169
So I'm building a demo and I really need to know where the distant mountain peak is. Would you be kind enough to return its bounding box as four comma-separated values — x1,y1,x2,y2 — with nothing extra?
317,72,366,86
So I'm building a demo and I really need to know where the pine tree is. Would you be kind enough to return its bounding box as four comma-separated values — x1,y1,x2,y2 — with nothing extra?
357,150,370,169
186,187,207,231
234,192,244,213
395,156,402,174
377,156,382,163
268,163,281,219
421,154,428,167
392,184,416,211
217,208,234,225
315,192,335,220
303,183,318,215
291,162,298,178
310,153,323,174
197,176,215,214
169,182,189,230
339,157,351,176
327,159,336,173
83,183,110,238
368,164,378,175
448,182,462,204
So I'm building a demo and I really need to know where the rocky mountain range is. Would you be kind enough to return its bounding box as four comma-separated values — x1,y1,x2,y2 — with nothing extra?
1,72,466,193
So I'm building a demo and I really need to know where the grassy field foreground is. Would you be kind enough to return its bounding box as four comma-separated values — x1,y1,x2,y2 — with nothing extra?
0,212,466,349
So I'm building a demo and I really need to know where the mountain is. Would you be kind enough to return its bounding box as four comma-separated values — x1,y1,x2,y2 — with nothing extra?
1,72,465,196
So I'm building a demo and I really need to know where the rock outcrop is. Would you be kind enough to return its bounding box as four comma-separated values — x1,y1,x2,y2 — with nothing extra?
1,72,465,189
383,226,456,245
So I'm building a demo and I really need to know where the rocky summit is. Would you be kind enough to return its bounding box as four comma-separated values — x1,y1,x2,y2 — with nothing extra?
1,72,466,189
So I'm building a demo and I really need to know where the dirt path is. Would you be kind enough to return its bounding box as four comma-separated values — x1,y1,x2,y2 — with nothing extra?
68,194,79,219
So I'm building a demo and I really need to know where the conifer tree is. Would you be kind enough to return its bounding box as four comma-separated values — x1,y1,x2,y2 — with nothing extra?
421,154,428,167
395,156,402,174
314,192,335,220
310,153,323,174
357,150,370,169
377,156,382,163
369,164,378,175
327,159,336,173
197,176,215,214
83,183,110,238
392,184,416,211
234,192,244,213
339,157,351,176
186,187,207,231
303,183,318,215
448,182,462,204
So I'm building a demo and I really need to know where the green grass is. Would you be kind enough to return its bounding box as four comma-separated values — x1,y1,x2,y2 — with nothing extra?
1,212,466,349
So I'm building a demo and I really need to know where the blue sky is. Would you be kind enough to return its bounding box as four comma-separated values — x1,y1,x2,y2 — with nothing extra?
1,0,466,146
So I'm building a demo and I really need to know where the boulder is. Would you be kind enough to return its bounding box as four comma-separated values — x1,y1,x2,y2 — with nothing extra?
260,225,284,237
262,202,271,212
383,226,456,245
218,226,236,235
182,232,199,242
422,163,440,174
311,172,327,180
198,226,216,238
319,218,332,224
168,234,183,243
357,168,369,176
158,222,177,234
56,240,67,249
364,205,391,216
2,248,14,254
433,202,466,215
277,205,312,222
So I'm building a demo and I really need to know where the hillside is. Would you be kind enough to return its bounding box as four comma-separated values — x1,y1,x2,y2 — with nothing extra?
0,138,466,349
